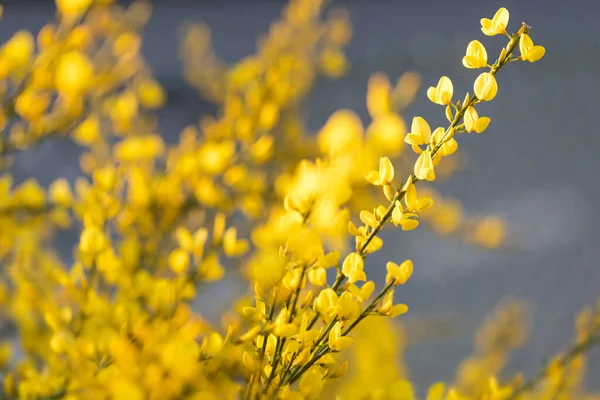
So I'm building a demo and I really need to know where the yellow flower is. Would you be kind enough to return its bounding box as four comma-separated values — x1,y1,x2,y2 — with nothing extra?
49,178,73,207
386,260,413,286
168,248,190,274
317,109,363,157
199,253,225,281
427,76,453,105
389,380,415,400
366,72,391,118
474,72,498,101
73,115,100,145
314,288,339,321
348,281,375,303
308,267,327,286
404,180,433,212
405,116,431,153
2,30,35,70
464,106,491,133
365,157,394,186
54,51,94,95
519,33,545,63
136,78,166,109
480,8,509,36
359,210,378,228
366,113,406,156
223,227,249,257
391,201,419,231
426,383,445,400
201,332,224,357
300,368,324,399
56,0,93,18
13,178,46,208
378,291,409,317
197,141,235,175
272,308,297,337
439,137,458,157
337,292,361,320
341,252,366,283
79,226,107,255
320,46,348,78
462,40,488,69
414,150,435,181
328,321,353,351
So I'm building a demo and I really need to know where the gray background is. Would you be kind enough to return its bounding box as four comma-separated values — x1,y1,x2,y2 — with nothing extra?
3,0,600,392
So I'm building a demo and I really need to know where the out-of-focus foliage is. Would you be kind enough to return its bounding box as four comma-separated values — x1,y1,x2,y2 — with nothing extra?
0,1,597,399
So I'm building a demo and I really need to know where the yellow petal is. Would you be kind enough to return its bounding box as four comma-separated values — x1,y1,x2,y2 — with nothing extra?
388,304,409,317
480,18,494,35
400,217,419,231
365,170,382,185
379,156,394,183
526,46,545,63
492,7,509,30
519,33,534,54
335,336,354,351
474,116,491,133
440,138,458,156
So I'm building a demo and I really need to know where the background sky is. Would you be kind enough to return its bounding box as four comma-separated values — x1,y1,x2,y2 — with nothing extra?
3,0,600,391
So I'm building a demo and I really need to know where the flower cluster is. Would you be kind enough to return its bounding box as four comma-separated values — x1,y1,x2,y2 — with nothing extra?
0,2,598,400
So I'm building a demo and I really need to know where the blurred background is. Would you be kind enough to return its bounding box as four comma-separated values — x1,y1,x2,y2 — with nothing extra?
3,0,600,391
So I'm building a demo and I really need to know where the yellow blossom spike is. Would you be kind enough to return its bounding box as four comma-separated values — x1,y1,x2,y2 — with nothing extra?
474,72,498,101
426,76,453,105
519,33,545,62
480,7,509,36
462,40,488,69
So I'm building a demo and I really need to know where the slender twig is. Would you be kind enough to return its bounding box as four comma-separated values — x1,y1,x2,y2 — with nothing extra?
505,329,600,400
